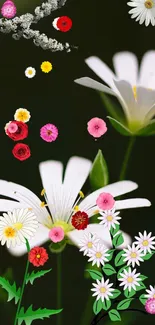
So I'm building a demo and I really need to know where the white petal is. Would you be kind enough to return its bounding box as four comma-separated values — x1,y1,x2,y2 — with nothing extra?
115,198,151,210
0,200,23,211
136,87,155,120
7,224,49,256
139,51,155,89
74,77,116,96
113,52,138,85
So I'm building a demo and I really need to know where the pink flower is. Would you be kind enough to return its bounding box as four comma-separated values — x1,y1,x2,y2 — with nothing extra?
49,227,65,243
87,117,107,138
40,123,58,142
7,122,18,133
96,192,115,210
1,1,16,19
145,298,155,314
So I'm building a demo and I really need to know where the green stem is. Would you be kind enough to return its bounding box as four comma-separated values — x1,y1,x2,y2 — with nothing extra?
119,137,136,181
14,239,30,325
57,253,62,325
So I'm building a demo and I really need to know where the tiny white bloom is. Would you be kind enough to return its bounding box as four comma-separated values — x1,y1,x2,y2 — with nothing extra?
127,0,155,27
98,208,121,230
0,208,38,248
134,231,155,254
122,243,144,267
145,285,155,299
118,267,141,292
25,67,36,78
88,242,110,267
91,277,115,302
79,232,100,256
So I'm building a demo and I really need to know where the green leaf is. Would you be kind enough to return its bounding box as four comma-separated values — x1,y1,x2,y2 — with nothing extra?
140,275,148,281
124,288,136,298
103,299,111,311
136,119,155,136
108,309,121,322
141,252,152,260
85,269,102,280
0,276,21,304
135,282,146,291
110,224,120,237
107,117,132,136
112,232,124,248
89,150,109,190
18,305,63,325
26,269,52,285
99,92,125,122
106,249,115,262
110,289,121,299
84,263,102,279
115,251,125,267
139,294,147,305
102,264,116,276
117,266,129,279
0,268,14,303
117,298,133,310
93,299,103,315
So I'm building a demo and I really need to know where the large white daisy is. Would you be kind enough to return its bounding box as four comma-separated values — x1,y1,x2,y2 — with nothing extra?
91,277,114,302
127,0,155,27
0,156,150,256
75,51,155,134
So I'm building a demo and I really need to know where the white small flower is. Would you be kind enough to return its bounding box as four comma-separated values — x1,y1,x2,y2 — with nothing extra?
88,242,110,267
118,267,141,292
122,243,144,267
79,232,100,256
0,208,38,248
127,0,155,27
25,67,36,78
98,208,121,230
91,277,115,302
134,231,155,254
145,285,155,299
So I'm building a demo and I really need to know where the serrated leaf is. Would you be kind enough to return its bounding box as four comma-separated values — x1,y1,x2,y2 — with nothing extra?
107,117,132,136
103,299,111,311
106,249,115,262
117,298,133,310
139,294,147,305
124,288,136,298
110,224,120,237
0,276,21,304
102,264,116,276
112,232,124,248
108,309,121,322
17,305,63,325
110,289,121,299
89,150,109,190
115,251,125,267
26,269,52,285
93,299,103,315
85,269,102,280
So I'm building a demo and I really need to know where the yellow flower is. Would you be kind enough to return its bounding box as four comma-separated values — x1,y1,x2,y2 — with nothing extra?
41,61,52,73
14,108,31,123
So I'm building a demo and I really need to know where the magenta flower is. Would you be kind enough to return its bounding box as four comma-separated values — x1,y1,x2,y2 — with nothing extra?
40,123,58,142
49,227,65,243
87,117,107,138
1,1,16,19
96,192,115,210
7,122,18,133
145,298,155,314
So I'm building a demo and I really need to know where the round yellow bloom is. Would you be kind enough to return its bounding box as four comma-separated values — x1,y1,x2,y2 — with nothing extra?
41,61,53,73
14,108,31,123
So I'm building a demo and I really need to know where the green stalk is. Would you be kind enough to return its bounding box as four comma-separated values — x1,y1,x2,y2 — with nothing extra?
14,239,30,325
119,137,136,181
57,253,62,325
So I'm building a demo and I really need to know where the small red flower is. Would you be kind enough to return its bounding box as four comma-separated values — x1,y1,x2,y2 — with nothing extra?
12,143,31,161
71,211,89,230
28,246,49,267
6,121,28,141
53,16,72,32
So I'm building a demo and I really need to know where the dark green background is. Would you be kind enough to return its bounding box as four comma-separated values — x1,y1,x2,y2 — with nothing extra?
0,0,155,324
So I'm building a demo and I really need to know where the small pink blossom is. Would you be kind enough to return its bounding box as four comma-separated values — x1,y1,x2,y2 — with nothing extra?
96,192,115,210
7,122,18,133
40,123,58,142
87,117,107,138
145,298,155,314
1,1,17,19
49,227,65,243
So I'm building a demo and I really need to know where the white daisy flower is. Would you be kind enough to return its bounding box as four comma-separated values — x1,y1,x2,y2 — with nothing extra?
134,231,155,254
79,232,100,256
0,156,150,256
145,285,155,299
25,67,36,79
75,51,155,135
127,0,155,27
91,277,115,302
118,267,141,292
98,208,121,230
87,242,110,267
0,208,38,248
122,243,144,267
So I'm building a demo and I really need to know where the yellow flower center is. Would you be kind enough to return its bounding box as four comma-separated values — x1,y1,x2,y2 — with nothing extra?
13,223,23,230
130,252,137,258
96,252,102,258
100,287,106,293
51,220,74,234
87,242,93,248
107,215,113,221
142,240,149,246
41,61,52,73
127,277,133,283
4,227,16,238
28,69,33,75
145,0,154,8
36,254,41,259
